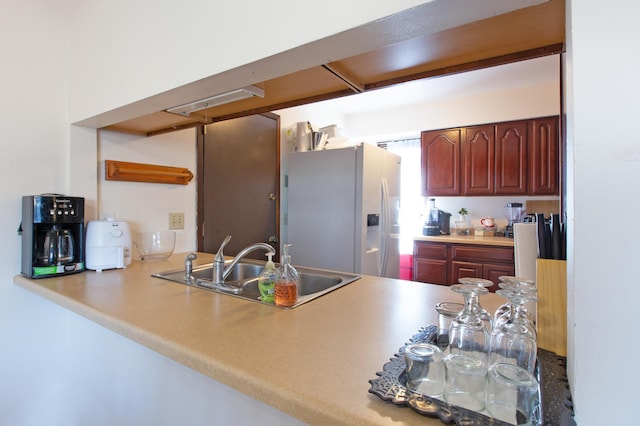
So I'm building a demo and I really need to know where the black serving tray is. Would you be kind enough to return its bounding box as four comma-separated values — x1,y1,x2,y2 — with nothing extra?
368,325,576,426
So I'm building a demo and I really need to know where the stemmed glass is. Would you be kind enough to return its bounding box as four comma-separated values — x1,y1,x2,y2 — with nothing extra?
494,285,537,339
494,276,536,326
488,290,538,374
448,284,490,366
458,277,494,334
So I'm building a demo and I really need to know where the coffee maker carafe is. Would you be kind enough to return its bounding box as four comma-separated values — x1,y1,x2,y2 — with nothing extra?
21,194,85,278
503,202,524,238
40,225,75,266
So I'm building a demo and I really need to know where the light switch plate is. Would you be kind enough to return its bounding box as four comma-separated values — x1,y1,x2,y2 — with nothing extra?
169,212,185,230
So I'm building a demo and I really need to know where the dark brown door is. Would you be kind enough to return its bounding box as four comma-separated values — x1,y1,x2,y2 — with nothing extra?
197,113,280,259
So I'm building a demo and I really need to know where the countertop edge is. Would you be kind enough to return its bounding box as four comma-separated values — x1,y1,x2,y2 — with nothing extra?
413,235,514,247
12,274,354,425
13,271,409,426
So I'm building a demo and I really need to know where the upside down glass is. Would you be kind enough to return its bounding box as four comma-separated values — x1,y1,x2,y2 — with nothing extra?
435,302,463,350
404,343,445,397
444,353,487,412
458,277,494,334
494,287,538,340
485,363,540,425
489,290,538,374
495,276,537,327
448,284,490,366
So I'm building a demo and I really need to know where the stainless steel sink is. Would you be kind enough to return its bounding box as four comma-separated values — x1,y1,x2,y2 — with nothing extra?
152,259,361,308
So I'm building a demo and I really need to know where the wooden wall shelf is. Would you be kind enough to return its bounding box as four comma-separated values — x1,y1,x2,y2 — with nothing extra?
105,160,193,185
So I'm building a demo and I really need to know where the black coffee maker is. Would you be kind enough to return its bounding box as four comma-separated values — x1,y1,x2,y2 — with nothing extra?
423,198,452,236
21,194,85,278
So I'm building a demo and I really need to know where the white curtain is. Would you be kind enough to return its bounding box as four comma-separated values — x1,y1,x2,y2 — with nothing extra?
378,138,423,254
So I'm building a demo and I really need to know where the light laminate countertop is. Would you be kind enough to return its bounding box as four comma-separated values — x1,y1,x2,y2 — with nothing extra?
414,234,515,247
14,252,503,425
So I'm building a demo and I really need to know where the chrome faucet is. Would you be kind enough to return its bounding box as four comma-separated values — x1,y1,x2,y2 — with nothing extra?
212,235,275,285
184,252,198,283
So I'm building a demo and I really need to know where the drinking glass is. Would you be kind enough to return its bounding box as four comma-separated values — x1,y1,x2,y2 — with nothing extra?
435,302,463,350
489,291,538,374
458,277,494,333
495,276,536,325
444,353,487,412
494,288,537,340
448,284,490,366
404,343,445,397
485,363,540,425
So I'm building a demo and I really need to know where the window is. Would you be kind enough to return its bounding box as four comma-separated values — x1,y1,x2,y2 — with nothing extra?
378,138,423,254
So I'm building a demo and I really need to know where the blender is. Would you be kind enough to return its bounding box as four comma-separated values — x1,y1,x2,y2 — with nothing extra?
503,202,524,238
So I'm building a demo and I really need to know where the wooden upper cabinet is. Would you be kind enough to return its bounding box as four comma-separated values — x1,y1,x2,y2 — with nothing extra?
463,125,495,195
495,120,528,195
421,116,559,197
529,116,559,195
421,129,461,196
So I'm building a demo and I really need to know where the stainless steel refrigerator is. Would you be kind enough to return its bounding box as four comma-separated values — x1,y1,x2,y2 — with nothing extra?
287,143,401,277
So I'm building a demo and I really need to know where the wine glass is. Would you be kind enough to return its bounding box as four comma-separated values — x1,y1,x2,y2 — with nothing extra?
458,277,494,334
448,284,490,366
494,287,537,339
489,291,538,374
495,276,536,323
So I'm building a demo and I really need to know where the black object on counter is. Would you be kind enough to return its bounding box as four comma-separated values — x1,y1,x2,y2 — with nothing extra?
536,213,549,259
551,214,562,261
536,213,566,260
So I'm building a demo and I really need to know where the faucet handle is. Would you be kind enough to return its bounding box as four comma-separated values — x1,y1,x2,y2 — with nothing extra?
185,252,198,262
214,235,232,262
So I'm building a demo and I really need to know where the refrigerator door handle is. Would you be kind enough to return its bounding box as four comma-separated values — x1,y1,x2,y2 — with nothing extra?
380,178,391,277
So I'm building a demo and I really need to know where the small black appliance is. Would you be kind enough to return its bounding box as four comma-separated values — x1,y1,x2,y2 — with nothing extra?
422,198,451,236
438,210,452,235
21,194,85,278
503,202,524,238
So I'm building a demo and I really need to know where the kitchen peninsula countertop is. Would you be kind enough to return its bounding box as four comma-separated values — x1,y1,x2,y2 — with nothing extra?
14,253,504,425
414,234,515,247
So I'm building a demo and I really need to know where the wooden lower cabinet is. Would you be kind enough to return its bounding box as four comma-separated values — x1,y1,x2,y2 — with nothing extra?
413,240,514,292
451,261,483,282
414,258,448,285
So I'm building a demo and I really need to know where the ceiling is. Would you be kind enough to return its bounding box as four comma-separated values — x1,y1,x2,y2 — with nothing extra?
102,0,564,137
296,54,560,117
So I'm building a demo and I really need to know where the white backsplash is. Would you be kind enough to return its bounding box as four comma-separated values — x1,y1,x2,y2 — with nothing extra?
396,195,558,254
420,195,557,231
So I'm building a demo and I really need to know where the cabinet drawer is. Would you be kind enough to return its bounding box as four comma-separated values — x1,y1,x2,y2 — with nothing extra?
413,258,448,285
451,261,483,283
414,241,448,260
450,244,514,263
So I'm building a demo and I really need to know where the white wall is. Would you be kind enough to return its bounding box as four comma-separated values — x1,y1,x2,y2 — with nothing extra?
97,129,198,254
566,1,640,424
0,1,74,424
67,0,426,123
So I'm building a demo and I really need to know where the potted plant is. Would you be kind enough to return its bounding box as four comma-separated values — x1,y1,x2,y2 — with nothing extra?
455,208,470,235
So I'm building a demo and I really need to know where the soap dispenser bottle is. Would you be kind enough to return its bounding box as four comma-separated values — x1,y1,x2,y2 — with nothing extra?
258,252,277,304
275,244,298,307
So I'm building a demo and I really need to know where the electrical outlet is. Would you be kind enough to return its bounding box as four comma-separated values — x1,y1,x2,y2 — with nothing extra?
169,212,185,230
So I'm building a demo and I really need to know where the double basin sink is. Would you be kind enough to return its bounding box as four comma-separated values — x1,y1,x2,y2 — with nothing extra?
152,259,361,308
